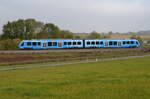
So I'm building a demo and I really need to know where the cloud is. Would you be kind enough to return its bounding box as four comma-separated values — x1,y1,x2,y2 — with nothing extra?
0,0,150,33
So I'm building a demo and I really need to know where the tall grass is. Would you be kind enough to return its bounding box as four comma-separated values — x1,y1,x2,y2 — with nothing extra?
0,39,20,50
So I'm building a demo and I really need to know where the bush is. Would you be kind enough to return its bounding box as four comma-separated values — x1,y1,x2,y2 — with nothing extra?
130,35,143,46
87,31,101,39
0,39,20,50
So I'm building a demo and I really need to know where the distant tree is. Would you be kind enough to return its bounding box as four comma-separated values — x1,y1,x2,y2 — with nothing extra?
36,32,49,39
107,31,113,38
87,31,101,39
1,19,44,39
73,35,81,39
42,23,60,38
59,30,73,39
1,19,75,40
130,35,143,45
2,21,13,39
0,39,20,50
24,19,44,39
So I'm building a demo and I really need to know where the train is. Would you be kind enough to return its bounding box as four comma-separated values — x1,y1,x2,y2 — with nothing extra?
18,39,140,49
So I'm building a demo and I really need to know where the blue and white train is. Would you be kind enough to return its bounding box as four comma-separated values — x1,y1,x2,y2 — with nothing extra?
18,39,140,49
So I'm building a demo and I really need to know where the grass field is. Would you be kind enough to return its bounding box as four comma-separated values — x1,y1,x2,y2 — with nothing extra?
0,56,150,99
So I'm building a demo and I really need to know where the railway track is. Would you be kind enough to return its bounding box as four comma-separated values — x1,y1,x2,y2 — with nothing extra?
0,48,150,54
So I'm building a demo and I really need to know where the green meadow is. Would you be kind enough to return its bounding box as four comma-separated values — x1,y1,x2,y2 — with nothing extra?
0,57,150,99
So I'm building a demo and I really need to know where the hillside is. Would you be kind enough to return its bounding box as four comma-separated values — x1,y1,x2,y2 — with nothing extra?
137,30,150,35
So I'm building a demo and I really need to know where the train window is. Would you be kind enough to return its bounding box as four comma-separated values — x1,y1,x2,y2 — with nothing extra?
27,42,31,46
131,41,134,44
68,42,71,45
118,42,121,46
73,42,76,45
21,43,24,46
96,41,100,45
136,41,138,44
87,41,90,45
123,41,126,44
53,42,57,46
127,41,130,44
38,42,41,46
64,42,67,45
48,42,52,46
91,41,95,45
77,42,81,45
109,41,113,45
32,42,36,46
114,41,117,45
100,41,103,45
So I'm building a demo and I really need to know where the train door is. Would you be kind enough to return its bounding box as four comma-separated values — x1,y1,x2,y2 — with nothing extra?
43,42,47,49
118,42,121,47
58,42,62,48
105,41,109,47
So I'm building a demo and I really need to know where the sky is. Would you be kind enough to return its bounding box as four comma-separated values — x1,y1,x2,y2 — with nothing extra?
0,0,150,33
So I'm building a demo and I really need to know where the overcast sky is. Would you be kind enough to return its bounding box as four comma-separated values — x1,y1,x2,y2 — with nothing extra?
0,0,150,33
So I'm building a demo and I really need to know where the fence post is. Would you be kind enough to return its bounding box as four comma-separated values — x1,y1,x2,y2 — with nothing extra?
86,57,88,62
96,58,98,62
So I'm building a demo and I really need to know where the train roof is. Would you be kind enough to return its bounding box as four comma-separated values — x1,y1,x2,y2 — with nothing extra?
21,39,138,41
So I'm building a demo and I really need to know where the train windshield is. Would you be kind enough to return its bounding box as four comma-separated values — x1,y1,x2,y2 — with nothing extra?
21,42,24,46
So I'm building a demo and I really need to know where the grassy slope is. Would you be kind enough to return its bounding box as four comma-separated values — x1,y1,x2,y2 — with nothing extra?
0,57,150,99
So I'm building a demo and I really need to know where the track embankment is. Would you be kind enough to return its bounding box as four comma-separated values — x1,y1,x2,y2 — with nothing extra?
0,54,150,71
0,48,150,54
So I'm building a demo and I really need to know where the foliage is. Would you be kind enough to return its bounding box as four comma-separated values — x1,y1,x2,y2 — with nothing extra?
73,35,81,39
1,19,74,40
1,19,44,39
87,31,101,39
107,31,113,38
42,23,60,38
101,31,113,38
59,30,74,39
0,39,20,50
130,35,143,46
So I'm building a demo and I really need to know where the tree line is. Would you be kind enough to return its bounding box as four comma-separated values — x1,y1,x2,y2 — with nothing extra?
0,19,77,40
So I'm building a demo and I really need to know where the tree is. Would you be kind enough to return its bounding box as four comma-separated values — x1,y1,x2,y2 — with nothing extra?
2,21,13,39
42,23,60,38
36,32,49,39
73,35,81,39
107,31,113,38
87,31,101,39
130,35,143,45
1,19,74,40
1,19,44,39
59,30,73,39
